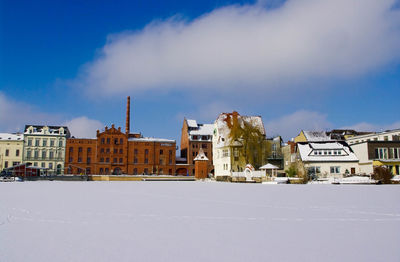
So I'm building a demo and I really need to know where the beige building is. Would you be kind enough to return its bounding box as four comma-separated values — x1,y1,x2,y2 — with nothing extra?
0,133,24,171
212,112,267,179
23,125,71,175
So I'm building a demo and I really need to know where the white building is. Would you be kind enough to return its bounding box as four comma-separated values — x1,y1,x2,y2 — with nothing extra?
297,142,359,179
0,133,24,171
23,125,70,175
212,112,266,178
346,129,400,145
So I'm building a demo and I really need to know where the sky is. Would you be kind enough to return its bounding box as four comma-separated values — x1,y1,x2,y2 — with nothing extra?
1,0,400,143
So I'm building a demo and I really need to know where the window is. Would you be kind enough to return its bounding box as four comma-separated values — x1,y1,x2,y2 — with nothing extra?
49,163,53,169
35,139,40,146
86,168,91,175
330,166,340,174
41,162,46,168
42,139,47,147
384,136,388,141
120,138,123,145
50,140,55,147
119,158,123,163
377,148,388,159
144,168,148,174
106,158,110,163
134,158,138,163
28,139,32,146
100,168,104,174
145,149,149,155
133,168,138,175
49,151,54,159
69,147,73,152
78,147,83,153
4,161,8,168
78,157,82,163
119,149,123,154
113,158,117,163
107,138,110,144
114,138,118,145
42,151,46,159
34,150,39,158
114,149,118,154
222,149,229,157
58,140,63,147
12,162,20,166
144,158,148,164
106,148,110,153
160,149,163,155
5,149,9,156
87,148,92,154
101,138,105,144
27,150,31,158
101,148,105,153
134,149,138,154
87,157,91,164
202,144,207,149
34,162,38,167
159,158,163,165
105,168,109,174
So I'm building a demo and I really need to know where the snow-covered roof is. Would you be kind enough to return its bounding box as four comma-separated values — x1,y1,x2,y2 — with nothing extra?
129,137,175,143
303,131,332,142
187,119,198,128
298,142,358,162
0,133,23,141
260,163,279,169
214,112,265,148
194,148,209,161
189,124,214,136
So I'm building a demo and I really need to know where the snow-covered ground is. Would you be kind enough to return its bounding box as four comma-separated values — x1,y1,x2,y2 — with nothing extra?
1,181,399,262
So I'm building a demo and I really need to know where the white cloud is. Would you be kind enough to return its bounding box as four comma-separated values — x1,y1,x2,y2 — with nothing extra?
264,110,333,140
0,92,103,137
0,92,62,132
75,0,400,95
63,117,104,138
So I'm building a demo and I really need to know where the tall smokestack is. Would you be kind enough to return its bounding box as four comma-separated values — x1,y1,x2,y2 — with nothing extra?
126,96,130,135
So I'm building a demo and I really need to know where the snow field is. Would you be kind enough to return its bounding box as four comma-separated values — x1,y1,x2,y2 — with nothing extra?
0,181,399,262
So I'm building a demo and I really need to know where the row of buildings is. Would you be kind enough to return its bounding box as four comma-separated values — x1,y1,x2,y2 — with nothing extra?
1,97,399,180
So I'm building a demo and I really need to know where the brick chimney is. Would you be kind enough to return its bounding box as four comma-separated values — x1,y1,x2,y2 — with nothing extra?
126,96,130,135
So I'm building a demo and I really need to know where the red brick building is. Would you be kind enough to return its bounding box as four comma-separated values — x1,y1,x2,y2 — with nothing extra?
178,118,214,176
65,97,176,175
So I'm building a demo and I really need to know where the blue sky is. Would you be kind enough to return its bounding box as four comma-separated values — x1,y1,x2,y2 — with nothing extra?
1,0,399,142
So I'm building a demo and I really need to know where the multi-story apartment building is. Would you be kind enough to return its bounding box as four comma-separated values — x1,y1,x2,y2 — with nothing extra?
350,141,400,175
266,136,283,169
23,125,70,174
0,133,23,171
65,97,176,175
179,118,214,176
346,129,400,145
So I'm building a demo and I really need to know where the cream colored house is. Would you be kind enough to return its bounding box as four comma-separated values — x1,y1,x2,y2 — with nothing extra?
297,141,359,179
23,125,70,175
0,133,24,171
212,112,266,179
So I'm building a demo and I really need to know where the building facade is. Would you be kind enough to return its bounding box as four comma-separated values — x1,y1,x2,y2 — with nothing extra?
213,112,267,178
297,141,359,179
0,133,24,171
350,141,400,175
179,118,214,176
23,125,70,175
346,129,400,145
65,96,176,175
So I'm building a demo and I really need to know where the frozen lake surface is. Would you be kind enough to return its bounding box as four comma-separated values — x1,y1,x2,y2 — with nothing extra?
1,181,399,262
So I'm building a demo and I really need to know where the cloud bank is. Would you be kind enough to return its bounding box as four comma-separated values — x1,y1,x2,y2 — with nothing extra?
75,0,400,95
0,92,103,138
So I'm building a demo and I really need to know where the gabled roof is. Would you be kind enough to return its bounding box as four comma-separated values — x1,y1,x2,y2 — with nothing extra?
303,131,332,142
298,142,358,162
187,119,198,128
214,112,266,148
194,148,209,161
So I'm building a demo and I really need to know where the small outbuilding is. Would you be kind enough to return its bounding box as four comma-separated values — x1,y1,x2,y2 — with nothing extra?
260,163,279,177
